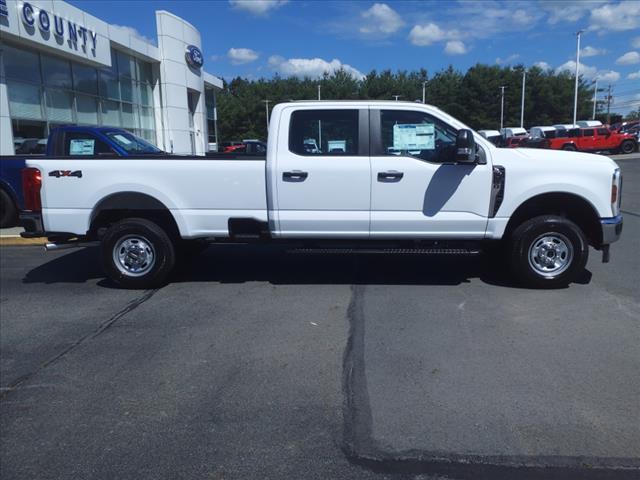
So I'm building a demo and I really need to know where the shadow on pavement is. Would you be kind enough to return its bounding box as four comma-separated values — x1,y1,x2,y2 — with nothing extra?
20,244,593,289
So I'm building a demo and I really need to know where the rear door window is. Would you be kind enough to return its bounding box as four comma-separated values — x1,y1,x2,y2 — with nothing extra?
583,129,595,137
289,109,359,156
597,128,609,136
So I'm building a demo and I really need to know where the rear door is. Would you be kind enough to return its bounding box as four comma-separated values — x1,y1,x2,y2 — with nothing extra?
369,108,492,238
273,107,371,238
580,128,595,151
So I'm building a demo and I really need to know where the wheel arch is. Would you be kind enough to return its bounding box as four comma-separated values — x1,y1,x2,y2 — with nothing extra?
503,192,602,247
90,191,181,241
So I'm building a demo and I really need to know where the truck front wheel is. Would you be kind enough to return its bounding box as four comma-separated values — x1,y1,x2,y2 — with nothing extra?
509,215,588,288
101,218,176,289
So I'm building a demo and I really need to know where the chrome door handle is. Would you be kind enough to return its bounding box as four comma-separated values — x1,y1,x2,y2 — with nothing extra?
377,170,404,182
283,170,308,182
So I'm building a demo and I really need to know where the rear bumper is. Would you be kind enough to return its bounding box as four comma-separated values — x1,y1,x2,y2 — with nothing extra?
19,212,77,241
601,215,623,245
19,211,44,238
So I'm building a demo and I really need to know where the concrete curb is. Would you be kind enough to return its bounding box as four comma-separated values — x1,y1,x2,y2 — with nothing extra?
0,237,47,246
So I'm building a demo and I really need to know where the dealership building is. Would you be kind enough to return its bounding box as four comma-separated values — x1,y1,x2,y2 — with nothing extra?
0,0,223,155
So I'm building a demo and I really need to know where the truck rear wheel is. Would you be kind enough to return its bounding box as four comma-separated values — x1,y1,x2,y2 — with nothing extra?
562,144,577,151
619,140,635,154
101,218,176,289
509,215,588,288
0,189,17,228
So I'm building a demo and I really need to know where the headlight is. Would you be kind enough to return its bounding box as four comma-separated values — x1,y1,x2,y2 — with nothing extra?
611,168,622,216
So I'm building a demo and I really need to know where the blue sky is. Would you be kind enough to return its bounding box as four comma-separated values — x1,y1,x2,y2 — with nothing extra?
72,0,640,110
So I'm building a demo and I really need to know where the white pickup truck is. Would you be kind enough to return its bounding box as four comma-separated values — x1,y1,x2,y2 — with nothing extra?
20,101,623,289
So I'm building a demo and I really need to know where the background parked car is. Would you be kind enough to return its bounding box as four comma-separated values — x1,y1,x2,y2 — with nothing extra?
478,130,503,146
547,127,637,154
0,126,165,228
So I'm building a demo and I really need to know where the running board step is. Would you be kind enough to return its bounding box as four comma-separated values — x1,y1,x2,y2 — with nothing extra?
288,248,481,255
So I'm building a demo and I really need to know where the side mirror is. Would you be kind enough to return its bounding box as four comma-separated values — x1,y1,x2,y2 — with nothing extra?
456,129,476,163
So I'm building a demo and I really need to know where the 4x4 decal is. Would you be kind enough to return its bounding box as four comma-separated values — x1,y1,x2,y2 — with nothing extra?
49,170,83,178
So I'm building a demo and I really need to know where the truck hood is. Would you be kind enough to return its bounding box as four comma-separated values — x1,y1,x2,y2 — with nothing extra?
493,147,619,170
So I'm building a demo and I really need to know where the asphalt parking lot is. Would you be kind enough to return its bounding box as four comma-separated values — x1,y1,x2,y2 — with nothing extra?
1,159,639,480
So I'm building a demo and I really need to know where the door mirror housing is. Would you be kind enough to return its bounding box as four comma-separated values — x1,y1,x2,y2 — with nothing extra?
456,129,476,163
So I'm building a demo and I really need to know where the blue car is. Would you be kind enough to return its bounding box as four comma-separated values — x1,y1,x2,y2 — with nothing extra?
0,127,164,227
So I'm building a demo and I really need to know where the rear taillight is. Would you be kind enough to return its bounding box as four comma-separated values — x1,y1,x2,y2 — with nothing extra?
22,168,42,212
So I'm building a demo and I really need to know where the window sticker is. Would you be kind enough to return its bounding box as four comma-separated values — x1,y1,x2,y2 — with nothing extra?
327,140,346,152
69,139,95,155
112,134,133,145
393,123,435,150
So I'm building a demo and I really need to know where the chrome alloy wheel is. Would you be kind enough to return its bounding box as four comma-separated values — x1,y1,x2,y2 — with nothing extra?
527,232,573,277
113,236,156,277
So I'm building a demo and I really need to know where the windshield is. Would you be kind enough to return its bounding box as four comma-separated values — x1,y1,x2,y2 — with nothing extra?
105,131,163,154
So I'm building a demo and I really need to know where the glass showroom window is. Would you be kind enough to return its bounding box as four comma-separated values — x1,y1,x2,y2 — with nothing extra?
205,88,218,148
3,44,157,151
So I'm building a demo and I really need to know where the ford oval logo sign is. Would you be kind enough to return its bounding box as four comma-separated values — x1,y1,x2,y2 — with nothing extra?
185,45,204,69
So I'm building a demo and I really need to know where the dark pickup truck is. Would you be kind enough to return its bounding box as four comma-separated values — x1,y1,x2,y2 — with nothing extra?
0,126,164,227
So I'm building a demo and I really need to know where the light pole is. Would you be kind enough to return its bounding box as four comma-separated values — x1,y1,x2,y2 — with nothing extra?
422,81,426,104
592,79,598,120
262,99,270,132
520,70,526,128
317,83,322,149
393,95,402,101
499,86,506,131
573,29,584,126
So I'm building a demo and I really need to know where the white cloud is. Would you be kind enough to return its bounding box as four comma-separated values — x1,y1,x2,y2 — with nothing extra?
627,70,640,80
268,56,365,80
556,60,598,78
444,40,467,55
408,22,459,46
616,51,640,65
597,70,621,83
227,48,259,65
534,61,551,70
110,25,156,45
360,3,404,36
581,46,606,57
633,37,640,49
229,0,288,16
556,60,620,83
542,1,605,24
588,0,640,32
496,54,520,65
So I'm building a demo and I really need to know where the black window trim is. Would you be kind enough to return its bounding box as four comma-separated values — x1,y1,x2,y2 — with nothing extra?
287,108,369,157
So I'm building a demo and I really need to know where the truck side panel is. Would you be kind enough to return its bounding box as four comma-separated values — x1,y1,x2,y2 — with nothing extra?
26,158,268,238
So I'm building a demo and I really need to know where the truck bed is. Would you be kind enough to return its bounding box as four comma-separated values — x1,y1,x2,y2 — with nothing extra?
25,156,269,238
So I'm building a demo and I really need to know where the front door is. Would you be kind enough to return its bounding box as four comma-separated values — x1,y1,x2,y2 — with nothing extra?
369,108,492,238
273,107,371,238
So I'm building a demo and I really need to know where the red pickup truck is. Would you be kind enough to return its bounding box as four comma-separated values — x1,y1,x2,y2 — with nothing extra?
548,127,637,154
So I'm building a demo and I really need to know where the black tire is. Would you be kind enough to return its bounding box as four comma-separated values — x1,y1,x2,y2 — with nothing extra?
619,140,636,154
100,218,176,289
509,215,588,288
0,188,18,228
562,144,577,151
